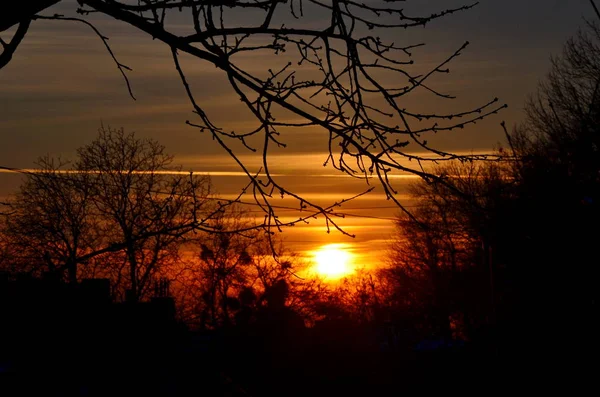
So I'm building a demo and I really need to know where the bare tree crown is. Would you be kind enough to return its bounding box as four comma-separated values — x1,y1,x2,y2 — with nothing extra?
0,0,506,235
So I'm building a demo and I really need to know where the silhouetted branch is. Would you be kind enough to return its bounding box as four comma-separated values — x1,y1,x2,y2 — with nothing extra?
32,14,136,100
0,19,30,69
590,0,600,21
0,0,60,31
1,0,507,236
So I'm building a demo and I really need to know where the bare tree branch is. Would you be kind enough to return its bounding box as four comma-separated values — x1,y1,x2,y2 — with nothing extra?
1,0,507,236
590,0,600,21
0,19,30,69
0,0,60,31
32,14,136,99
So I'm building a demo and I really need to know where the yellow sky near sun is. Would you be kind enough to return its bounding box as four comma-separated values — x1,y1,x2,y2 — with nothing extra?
0,153,411,268
0,0,591,271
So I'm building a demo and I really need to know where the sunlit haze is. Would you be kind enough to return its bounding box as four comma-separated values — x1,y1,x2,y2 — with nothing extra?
0,0,591,270
311,244,355,279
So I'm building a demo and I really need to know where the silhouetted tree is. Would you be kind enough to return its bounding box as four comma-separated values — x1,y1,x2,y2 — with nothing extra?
382,18,600,358
504,20,600,352
383,160,511,342
177,221,323,329
2,156,98,283
248,241,322,321
323,269,385,325
76,126,212,301
193,216,257,328
1,126,214,301
172,206,293,328
0,0,505,232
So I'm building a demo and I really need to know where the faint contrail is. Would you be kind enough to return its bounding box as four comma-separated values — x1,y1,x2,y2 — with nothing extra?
0,166,420,179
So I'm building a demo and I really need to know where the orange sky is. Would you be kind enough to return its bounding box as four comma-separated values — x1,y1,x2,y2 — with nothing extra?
0,0,593,270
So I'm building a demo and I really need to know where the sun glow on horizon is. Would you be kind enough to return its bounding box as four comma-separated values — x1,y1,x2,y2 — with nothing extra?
312,243,355,279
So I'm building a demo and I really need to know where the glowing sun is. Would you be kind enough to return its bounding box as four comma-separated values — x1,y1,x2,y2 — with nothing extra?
312,244,354,279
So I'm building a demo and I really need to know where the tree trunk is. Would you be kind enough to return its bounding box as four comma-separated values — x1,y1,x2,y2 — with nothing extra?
126,242,138,302
67,258,77,285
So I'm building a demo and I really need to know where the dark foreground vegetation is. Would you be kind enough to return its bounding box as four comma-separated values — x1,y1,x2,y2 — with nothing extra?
0,272,575,397
1,15,599,397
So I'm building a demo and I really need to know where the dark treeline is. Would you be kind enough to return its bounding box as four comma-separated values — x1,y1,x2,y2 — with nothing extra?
1,21,599,397
380,20,600,387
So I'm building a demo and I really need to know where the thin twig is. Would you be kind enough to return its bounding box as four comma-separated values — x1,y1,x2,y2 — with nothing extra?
33,14,136,100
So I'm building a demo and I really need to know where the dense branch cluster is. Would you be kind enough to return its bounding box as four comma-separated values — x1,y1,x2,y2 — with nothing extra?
0,127,219,301
0,0,507,235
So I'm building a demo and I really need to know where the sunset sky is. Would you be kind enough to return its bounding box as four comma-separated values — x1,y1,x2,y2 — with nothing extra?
0,0,593,270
